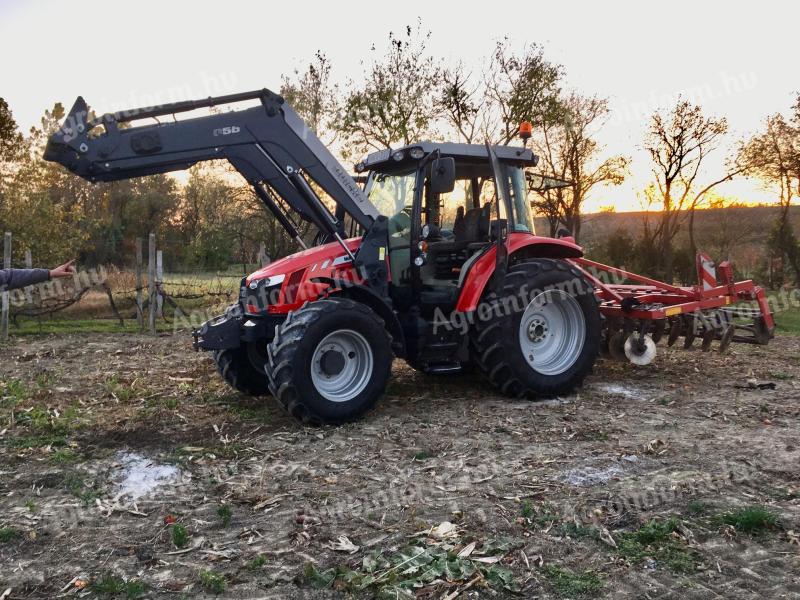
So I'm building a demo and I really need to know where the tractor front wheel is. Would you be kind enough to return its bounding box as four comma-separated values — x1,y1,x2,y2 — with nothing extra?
266,298,392,425
470,259,600,397
213,342,271,396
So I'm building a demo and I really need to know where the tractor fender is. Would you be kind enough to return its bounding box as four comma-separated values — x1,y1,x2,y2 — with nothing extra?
455,233,584,313
316,278,407,359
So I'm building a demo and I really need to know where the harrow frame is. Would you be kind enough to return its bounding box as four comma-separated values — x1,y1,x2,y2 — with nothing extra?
568,253,775,363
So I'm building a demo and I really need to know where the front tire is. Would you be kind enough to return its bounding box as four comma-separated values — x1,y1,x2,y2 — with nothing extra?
213,342,271,396
266,298,392,425
469,259,600,397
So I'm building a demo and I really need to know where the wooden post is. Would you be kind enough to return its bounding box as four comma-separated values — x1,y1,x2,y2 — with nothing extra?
135,238,144,331
23,249,33,306
156,250,164,318
1,232,11,341
148,233,156,335
259,242,270,267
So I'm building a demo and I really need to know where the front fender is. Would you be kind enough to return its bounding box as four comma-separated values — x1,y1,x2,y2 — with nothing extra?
455,233,583,313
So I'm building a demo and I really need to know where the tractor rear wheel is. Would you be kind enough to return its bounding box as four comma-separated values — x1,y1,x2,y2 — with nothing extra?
469,259,600,397
266,298,392,425
213,342,271,396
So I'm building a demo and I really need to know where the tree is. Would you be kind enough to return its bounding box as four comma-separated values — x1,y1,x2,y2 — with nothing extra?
535,93,628,242
643,99,729,281
280,51,339,144
0,98,25,191
338,22,440,158
437,63,480,143
484,39,563,144
739,101,800,283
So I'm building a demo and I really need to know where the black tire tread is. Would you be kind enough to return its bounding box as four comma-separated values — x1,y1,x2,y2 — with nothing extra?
266,297,390,425
213,347,270,396
469,258,599,398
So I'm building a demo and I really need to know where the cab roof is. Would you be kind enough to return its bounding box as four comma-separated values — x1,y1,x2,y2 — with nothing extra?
357,142,539,172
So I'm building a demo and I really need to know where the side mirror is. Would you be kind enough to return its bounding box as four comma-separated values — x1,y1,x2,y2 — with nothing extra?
430,157,455,195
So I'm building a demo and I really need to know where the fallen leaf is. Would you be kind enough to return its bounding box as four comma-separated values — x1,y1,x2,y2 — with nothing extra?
331,535,359,554
457,542,476,558
430,521,457,539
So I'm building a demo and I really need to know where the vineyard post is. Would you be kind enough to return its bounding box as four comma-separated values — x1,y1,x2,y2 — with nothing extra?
24,249,33,306
156,250,164,318
135,238,143,331
148,233,156,335
1,232,10,341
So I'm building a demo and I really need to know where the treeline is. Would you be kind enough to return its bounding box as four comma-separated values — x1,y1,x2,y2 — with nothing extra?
0,21,798,284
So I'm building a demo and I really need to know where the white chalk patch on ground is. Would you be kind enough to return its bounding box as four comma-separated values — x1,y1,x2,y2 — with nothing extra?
113,452,180,500
596,383,642,399
561,454,642,487
561,464,624,487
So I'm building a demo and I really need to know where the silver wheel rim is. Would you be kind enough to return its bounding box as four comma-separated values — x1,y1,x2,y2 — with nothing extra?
310,329,373,402
519,290,586,376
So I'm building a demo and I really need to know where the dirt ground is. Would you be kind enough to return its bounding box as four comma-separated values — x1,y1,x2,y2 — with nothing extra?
1,332,799,599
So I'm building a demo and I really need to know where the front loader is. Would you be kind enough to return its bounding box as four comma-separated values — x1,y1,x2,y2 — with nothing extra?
44,88,773,425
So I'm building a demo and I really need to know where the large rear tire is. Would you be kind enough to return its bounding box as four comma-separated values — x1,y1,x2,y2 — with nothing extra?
266,298,392,425
469,259,600,397
213,342,271,396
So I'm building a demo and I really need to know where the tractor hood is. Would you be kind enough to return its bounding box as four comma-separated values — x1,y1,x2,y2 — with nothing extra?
246,238,362,286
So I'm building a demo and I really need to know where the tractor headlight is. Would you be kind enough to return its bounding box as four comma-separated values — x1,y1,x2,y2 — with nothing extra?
242,273,286,312
408,146,424,159
391,149,405,162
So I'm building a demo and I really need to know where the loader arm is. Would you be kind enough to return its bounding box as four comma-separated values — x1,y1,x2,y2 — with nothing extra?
43,89,379,241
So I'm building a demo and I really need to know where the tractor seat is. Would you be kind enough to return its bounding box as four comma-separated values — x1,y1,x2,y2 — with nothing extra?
426,204,491,279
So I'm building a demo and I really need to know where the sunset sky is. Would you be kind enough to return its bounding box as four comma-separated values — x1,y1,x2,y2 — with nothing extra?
2,0,797,212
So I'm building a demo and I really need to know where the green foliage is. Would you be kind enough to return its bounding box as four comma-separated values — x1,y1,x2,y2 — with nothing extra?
616,518,697,573
91,573,147,599
199,569,227,594
50,448,80,464
247,554,267,569
339,21,441,157
718,505,779,534
216,504,232,527
0,527,18,543
686,501,708,516
0,378,29,406
543,566,603,597
104,375,137,402
171,523,189,548
604,227,636,268
7,403,78,448
64,473,101,505
556,522,599,540
301,538,522,596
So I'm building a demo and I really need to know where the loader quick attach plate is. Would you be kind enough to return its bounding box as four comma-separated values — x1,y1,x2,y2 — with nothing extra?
192,313,242,351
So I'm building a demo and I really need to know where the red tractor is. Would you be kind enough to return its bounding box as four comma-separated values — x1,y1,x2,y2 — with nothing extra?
44,89,772,424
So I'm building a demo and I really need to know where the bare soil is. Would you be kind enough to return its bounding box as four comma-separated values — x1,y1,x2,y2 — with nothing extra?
1,332,799,599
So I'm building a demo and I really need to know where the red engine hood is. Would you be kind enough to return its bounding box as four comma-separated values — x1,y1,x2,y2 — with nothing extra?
246,238,362,284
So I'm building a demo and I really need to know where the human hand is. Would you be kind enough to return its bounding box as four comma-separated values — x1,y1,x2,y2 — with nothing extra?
49,259,77,279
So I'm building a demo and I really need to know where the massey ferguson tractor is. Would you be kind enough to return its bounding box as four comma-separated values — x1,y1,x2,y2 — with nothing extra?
44,89,774,425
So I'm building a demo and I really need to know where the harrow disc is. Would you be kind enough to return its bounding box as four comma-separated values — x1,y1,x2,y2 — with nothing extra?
667,318,682,346
701,328,716,352
719,324,735,353
683,316,696,349
651,320,665,344
624,334,657,366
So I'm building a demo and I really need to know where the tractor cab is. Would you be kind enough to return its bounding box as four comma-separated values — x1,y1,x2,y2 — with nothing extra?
357,142,541,315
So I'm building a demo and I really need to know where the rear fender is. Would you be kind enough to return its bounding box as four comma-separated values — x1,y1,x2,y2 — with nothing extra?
455,234,583,313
